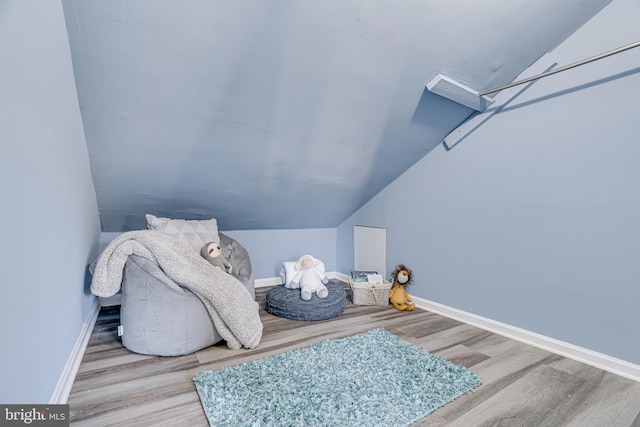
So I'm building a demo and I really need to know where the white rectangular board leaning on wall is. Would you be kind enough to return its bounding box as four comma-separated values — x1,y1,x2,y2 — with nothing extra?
354,225,387,279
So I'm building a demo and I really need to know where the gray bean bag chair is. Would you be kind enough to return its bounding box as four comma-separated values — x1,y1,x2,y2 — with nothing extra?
119,232,254,356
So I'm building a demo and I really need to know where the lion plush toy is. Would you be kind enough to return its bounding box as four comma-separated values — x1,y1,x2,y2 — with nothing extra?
389,264,415,311
290,254,329,300
200,242,233,274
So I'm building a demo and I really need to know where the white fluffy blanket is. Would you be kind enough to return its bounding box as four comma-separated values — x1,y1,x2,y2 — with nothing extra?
91,230,263,350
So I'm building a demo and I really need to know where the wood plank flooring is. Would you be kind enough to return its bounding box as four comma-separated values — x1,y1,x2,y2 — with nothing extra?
68,285,640,426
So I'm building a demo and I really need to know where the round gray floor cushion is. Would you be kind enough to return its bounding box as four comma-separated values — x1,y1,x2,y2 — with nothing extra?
265,281,346,321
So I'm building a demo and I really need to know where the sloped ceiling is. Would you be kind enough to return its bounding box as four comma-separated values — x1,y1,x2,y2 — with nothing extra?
62,0,612,231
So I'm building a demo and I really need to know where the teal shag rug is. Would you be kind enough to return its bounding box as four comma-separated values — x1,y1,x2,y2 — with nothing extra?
193,328,482,427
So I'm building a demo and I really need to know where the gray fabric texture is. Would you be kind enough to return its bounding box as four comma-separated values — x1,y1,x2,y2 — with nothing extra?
119,232,255,356
219,232,255,299
121,255,223,356
91,230,262,350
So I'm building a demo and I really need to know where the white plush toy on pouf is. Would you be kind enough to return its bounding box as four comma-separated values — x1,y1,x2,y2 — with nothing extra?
289,254,329,300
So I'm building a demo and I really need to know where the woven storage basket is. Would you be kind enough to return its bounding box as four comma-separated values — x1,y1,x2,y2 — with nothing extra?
349,278,392,305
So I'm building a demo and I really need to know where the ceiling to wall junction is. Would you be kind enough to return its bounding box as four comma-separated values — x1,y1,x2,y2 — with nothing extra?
62,0,612,231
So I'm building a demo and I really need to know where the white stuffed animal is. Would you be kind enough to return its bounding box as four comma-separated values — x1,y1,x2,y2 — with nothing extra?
290,254,329,300
200,242,233,274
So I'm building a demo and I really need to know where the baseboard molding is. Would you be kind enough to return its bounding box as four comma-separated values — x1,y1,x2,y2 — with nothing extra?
329,271,350,282
255,277,283,288
255,272,350,289
49,298,101,404
58,276,638,406
50,272,340,402
411,295,640,383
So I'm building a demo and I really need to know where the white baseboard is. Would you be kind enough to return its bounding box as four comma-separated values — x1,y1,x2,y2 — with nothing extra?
255,277,283,288
49,298,101,404
411,295,640,383
329,271,350,282
255,271,350,288
58,276,637,407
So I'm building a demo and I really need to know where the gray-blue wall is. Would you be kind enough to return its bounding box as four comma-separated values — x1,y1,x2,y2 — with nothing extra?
337,0,640,364
2,0,637,406
225,229,337,279
0,1,101,403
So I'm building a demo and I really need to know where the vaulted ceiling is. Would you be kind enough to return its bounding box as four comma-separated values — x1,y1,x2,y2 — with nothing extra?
62,0,612,231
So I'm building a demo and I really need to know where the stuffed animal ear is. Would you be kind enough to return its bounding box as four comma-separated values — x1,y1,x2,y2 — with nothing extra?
200,243,211,258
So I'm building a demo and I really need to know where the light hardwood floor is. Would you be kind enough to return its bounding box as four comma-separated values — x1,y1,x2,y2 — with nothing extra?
68,285,640,426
